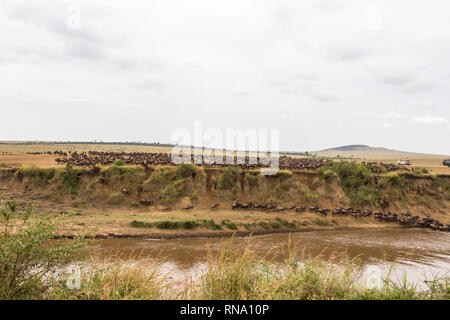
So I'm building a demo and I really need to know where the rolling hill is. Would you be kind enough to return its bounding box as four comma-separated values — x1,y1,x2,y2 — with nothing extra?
314,145,448,159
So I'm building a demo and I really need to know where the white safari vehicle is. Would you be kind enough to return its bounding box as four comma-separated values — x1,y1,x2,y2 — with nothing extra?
397,159,412,165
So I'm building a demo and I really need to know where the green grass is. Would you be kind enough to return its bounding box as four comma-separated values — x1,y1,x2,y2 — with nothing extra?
130,220,153,228
274,217,296,228
246,174,258,187
221,219,238,230
202,219,222,230
14,163,82,194
216,166,240,190
311,217,333,226
155,220,181,229
52,263,163,300
102,164,147,193
316,161,420,207
130,219,202,230
129,219,241,231
142,165,205,205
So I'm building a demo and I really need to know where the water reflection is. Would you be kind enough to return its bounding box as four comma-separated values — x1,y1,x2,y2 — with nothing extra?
84,228,450,286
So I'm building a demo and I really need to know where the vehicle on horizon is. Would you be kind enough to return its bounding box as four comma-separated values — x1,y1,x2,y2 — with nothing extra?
397,159,412,165
443,159,450,167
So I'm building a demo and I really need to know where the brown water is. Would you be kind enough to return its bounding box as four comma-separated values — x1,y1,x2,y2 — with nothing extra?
86,228,450,287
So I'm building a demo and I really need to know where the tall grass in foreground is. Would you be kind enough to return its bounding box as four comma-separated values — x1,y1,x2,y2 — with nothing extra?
191,238,449,300
49,238,449,300
51,263,164,300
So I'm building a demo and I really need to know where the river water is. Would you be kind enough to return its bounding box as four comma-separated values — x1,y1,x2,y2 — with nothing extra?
86,228,450,288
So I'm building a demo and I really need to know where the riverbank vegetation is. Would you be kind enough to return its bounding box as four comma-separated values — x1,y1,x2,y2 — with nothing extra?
1,161,449,239
0,199,84,300
6,161,449,215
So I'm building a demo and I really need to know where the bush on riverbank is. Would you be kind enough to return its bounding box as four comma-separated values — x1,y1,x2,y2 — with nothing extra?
316,161,450,209
129,219,224,230
142,164,205,205
14,163,82,195
0,199,84,300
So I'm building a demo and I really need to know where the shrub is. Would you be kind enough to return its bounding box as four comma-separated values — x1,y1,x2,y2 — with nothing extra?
274,217,296,228
247,175,258,187
52,163,81,194
258,221,270,229
202,219,222,230
133,220,200,230
354,186,380,206
181,220,200,230
221,219,238,230
130,220,153,228
317,161,381,205
216,167,240,190
103,164,147,193
413,167,429,175
176,163,197,178
318,168,338,181
160,179,187,205
131,201,140,208
387,174,408,188
143,165,204,205
113,160,125,166
0,200,83,299
155,220,181,229
273,170,293,181
368,163,388,174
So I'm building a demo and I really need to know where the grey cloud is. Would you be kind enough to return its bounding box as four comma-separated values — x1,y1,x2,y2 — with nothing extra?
302,85,341,101
133,78,164,92
323,43,368,62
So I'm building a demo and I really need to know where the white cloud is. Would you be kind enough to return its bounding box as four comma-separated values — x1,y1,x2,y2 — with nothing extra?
379,111,403,119
411,116,448,125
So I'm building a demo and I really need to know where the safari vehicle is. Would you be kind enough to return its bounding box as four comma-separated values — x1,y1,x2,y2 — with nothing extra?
397,159,412,165
443,159,450,167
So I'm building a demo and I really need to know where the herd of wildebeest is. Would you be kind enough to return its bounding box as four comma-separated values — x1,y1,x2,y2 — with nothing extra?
46,151,408,172
229,202,449,232
139,201,448,232
15,150,447,232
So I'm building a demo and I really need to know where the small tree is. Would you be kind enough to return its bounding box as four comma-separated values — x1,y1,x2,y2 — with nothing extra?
0,199,84,299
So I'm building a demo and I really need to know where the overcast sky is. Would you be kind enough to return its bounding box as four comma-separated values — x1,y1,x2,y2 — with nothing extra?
1,0,449,154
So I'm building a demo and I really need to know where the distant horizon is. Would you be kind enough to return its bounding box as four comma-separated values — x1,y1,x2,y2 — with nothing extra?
1,140,449,156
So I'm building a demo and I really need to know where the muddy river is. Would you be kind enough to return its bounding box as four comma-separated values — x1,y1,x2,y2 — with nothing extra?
85,228,450,288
